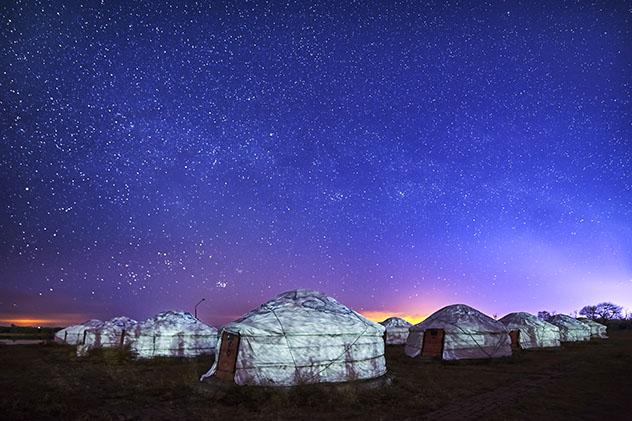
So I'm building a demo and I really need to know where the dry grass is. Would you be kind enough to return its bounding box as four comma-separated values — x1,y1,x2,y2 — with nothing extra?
2,331,632,420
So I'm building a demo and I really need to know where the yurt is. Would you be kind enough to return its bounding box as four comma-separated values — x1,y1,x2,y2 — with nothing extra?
405,304,512,360
577,318,608,339
54,319,103,345
131,311,218,358
547,314,591,342
200,289,386,386
77,316,137,356
380,317,412,345
499,312,561,349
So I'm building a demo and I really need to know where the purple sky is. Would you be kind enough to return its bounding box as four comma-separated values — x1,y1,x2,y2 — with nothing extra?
1,1,631,327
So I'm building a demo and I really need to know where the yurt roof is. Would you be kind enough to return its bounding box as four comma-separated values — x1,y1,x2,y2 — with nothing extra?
66,319,103,331
548,314,586,329
500,312,560,332
57,319,104,336
138,310,217,335
577,318,606,328
82,319,105,327
223,289,384,337
87,316,137,333
410,304,507,334
380,317,412,328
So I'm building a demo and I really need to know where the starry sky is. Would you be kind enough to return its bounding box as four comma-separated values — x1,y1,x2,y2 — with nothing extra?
1,1,631,327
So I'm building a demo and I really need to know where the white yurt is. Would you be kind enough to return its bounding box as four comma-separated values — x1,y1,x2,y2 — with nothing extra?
200,289,386,386
54,319,103,345
131,311,218,358
577,318,608,339
77,316,137,356
499,312,561,349
547,314,591,342
380,317,412,345
405,304,512,360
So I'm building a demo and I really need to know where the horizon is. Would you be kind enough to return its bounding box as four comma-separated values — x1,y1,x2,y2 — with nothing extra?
2,2,631,328
1,291,628,328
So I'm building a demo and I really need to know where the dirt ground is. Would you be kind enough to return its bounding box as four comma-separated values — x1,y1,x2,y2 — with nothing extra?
1,330,631,420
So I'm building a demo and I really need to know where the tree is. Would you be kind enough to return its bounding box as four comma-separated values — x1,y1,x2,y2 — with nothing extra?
579,305,598,320
595,302,623,321
537,311,552,321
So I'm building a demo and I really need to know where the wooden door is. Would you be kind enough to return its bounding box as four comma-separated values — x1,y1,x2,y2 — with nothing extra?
422,329,445,359
509,330,520,349
216,331,240,382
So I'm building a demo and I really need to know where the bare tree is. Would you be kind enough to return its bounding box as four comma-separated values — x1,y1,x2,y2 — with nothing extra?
595,302,623,321
579,305,598,320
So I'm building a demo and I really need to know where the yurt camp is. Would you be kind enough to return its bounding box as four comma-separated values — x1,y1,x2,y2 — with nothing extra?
405,304,512,360
577,318,608,339
200,289,386,386
131,311,218,358
77,316,137,356
380,317,412,345
547,314,591,342
54,319,103,345
499,312,561,349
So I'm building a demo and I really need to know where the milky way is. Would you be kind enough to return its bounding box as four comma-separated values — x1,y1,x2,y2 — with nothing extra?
1,1,631,326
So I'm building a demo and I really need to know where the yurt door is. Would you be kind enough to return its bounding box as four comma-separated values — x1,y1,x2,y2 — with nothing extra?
422,329,445,358
509,330,520,349
216,332,240,381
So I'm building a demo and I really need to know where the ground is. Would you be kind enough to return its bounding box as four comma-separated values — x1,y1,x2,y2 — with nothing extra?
1,330,631,420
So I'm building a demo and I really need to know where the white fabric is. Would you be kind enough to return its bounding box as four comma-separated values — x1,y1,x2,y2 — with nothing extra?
130,311,218,358
77,316,137,356
547,314,591,342
200,289,386,386
54,320,103,345
380,317,412,345
405,304,512,360
499,312,561,349
577,318,608,339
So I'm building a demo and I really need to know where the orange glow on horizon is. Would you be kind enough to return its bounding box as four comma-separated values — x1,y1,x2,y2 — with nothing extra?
360,310,428,325
0,318,65,327
0,313,90,327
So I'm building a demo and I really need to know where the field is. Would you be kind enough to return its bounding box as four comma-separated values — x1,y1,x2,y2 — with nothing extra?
2,330,632,420
0,325,59,341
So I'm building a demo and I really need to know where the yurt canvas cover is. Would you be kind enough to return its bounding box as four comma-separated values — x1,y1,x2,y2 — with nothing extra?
380,317,412,345
405,304,512,360
547,314,591,342
577,318,608,339
499,312,561,349
131,311,218,358
77,316,137,356
54,319,103,345
201,289,386,386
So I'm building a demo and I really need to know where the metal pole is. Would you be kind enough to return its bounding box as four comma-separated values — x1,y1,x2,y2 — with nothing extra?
194,298,206,319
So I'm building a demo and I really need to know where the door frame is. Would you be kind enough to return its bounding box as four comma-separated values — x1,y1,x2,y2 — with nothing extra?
216,331,241,382
421,328,445,359
509,329,521,349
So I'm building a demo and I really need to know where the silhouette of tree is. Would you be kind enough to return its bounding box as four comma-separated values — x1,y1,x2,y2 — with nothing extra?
579,305,598,320
595,302,622,321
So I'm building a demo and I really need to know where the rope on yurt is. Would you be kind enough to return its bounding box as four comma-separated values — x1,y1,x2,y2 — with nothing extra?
434,314,507,358
264,303,300,377
304,309,373,382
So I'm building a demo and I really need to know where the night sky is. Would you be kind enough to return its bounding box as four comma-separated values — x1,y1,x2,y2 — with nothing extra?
1,1,631,327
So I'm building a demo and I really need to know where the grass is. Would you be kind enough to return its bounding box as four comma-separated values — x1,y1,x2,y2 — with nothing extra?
2,331,632,420
0,326,60,341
